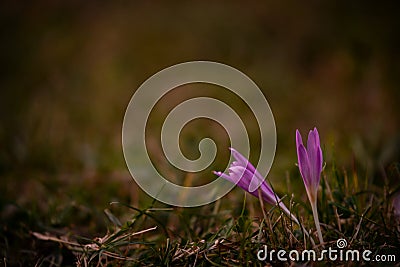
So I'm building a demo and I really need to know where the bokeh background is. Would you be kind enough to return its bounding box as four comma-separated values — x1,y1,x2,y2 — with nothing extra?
1,0,400,240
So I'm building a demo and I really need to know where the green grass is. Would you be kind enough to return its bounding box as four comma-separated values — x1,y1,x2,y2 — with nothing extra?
1,1,400,266
2,156,399,266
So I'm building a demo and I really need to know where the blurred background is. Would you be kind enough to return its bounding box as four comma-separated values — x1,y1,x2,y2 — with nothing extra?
1,0,399,235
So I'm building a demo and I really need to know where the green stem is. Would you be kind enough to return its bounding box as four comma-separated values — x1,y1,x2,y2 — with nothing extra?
311,202,324,246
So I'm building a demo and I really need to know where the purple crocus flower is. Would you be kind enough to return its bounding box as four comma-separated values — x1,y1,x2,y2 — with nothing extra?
214,148,298,224
296,127,324,244
296,128,323,204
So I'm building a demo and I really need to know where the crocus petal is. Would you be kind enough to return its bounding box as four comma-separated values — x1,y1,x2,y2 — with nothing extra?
313,127,320,145
307,129,318,164
297,144,312,188
213,171,236,184
229,148,257,175
214,170,248,193
224,171,277,206
237,165,264,194
259,181,278,205
296,129,303,149
308,128,323,188
228,163,278,205
229,165,259,195
314,146,323,187
307,129,320,186
228,165,250,183
229,148,248,166
229,147,264,192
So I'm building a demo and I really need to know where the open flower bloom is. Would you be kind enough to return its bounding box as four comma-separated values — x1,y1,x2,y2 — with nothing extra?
214,148,298,224
296,128,323,204
296,127,324,244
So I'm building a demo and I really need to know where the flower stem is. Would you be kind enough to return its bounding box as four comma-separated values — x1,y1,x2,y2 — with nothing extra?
311,202,324,246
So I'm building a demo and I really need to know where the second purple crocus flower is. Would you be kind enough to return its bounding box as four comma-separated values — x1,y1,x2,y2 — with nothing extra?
296,127,324,244
214,148,299,224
